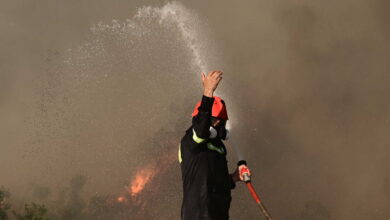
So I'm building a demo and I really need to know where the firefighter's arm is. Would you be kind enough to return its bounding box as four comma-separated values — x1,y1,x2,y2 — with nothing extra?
192,95,213,142
191,71,223,143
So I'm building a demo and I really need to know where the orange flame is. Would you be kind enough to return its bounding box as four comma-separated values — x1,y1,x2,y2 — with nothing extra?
127,147,177,198
130,168,155,196
117,196,125,203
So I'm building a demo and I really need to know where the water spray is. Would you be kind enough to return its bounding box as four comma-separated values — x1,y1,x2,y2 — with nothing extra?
238,160,275,220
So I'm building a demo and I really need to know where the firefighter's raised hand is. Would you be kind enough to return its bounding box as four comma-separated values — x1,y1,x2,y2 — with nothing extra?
202,70,223,97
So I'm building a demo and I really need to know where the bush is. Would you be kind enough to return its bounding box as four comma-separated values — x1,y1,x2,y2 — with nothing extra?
13,203,50,220
0,187,11,220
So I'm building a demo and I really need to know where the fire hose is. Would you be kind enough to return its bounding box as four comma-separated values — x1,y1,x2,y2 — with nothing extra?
238,160,274,220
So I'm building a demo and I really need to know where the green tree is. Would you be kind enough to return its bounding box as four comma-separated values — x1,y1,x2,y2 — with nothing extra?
13,203,50,220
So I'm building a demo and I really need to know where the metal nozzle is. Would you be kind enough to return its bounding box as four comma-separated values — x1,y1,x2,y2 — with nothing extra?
243,173,251,183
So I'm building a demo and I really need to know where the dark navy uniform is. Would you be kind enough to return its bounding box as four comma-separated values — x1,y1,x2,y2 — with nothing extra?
179,96,235,220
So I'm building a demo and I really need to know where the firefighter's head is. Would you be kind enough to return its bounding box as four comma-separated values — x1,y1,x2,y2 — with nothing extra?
192,96,229,140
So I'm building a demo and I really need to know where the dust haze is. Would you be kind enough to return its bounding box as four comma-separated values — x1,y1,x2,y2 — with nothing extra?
1,0,389,219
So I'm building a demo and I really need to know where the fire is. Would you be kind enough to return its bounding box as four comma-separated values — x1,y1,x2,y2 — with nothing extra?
117,196,125,203
130,168,155,196
126,147,177,198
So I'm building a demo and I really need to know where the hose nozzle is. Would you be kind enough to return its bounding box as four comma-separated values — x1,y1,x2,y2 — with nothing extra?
243,173,251,183
237,160,251,182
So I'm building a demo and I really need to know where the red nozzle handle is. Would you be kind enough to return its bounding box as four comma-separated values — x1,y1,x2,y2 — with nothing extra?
238,160,251,182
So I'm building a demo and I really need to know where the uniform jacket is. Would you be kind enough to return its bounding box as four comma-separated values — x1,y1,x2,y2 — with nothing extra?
179,96,235,220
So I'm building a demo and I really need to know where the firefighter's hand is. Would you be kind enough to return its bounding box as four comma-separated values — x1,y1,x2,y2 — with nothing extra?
202,70,223,97
232,165,252,182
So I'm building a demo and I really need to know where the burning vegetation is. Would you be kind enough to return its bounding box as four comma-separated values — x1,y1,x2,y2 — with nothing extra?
1,174,155,220
129,167,156,197
0,144,179,220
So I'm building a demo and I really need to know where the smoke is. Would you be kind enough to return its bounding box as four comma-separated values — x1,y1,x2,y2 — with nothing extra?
1,0,390,219
1,0,214,218
196,1,390,219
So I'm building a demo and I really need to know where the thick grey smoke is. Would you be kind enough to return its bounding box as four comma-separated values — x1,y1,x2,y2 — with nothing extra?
190,1,390,219
1,0,390,219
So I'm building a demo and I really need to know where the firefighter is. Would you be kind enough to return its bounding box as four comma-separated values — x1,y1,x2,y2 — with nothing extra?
179,70,251,220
